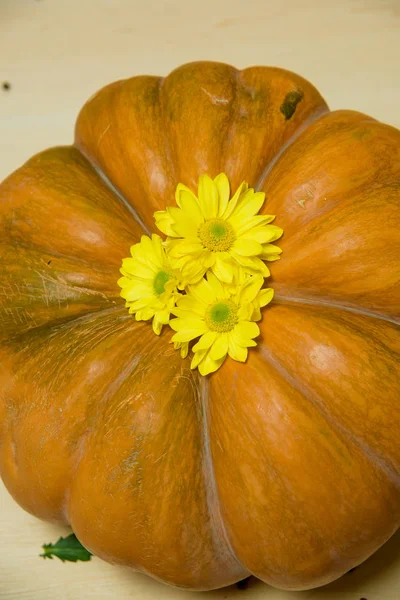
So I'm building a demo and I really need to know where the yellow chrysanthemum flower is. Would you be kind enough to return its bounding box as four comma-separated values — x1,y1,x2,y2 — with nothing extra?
154,173,283,284
118,234,181,335
169,272,274,376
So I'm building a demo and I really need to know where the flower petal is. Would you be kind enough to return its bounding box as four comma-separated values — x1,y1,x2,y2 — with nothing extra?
171,329,206,343
191,348,208,370
198,351,226,376
258,288,274,307
228,338,248,362
233,238,263,257
190,277,216,304
175,183,204,226
212,255,234,283
235,321,260,340
206,271,226,298
260,243,283,261
214,173,230,217
169,317,206,332
181,260,207,284
260,225,283,243
174,341,189,359
167,206,199,237
238,276,264,304
230,190,265,220
198,175,219,218
121,258,154,279
222,181,248,219
154,211,177,237
209,333,229,361
192,331,219,352
232,214,276,236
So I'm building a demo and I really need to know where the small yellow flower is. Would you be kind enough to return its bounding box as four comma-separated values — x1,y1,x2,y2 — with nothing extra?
118,234,181,335
154,173,283,284
169,272,274,375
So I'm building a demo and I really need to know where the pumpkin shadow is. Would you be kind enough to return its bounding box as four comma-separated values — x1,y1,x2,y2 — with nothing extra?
305,528,400,597
101,528,400,598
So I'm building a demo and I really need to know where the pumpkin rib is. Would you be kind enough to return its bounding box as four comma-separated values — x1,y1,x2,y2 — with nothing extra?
75,74,178,230
208,347,400,589
274,294,400,326
0,145,144,342
64,326,247,589
258,303,400,482
157,74,179,198
75,145,151,237
2,305,123,346
197,377,249,577
259,342,400,490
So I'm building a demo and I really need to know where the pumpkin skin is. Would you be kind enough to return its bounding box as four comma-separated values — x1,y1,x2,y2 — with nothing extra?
0,60,399,591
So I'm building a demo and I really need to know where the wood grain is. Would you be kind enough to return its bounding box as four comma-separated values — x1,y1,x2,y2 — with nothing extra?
1,0,400,599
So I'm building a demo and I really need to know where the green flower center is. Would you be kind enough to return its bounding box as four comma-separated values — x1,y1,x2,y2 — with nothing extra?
198,218,235,252
205,300,238,332
153,270,172,295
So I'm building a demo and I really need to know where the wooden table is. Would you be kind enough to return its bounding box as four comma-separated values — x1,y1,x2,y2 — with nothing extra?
1,1,399,598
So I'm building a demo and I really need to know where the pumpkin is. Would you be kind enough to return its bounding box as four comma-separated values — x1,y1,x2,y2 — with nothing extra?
0,61,399,592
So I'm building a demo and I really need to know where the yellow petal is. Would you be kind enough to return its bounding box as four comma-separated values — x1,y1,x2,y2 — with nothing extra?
152,315,163,335
198,352,226,376
121,257,154,279
191,349,208,370
260,225,283,243
175,183,204,226
235,321,260,340
198,175,219,218
209,333,229,361
201,251,216,268
192,331,219,352
260,243,283,261
237,303,253,321
135,307,155,321
154,211,177,237
231,331,257,348
231,214,275,236
214,173,230,217
222,181,248,219
117,276,131,288
238,276,264,304
230,190,265,220
181,260,207,284
212,255,234,283
171,329,207,343
180,342,189,359
170,239,204,256
232,238,263,257
190,277,216,304
258,288,274,307
156,308,171,324
238,225,280,245
228,338,248,362
174,340,189,359
206,271,226,298
169,317,206,332
174,295,205,316
167,206,199,237
232,253,271,277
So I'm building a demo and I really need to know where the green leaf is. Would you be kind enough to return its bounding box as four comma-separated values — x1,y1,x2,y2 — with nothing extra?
40,533,92,563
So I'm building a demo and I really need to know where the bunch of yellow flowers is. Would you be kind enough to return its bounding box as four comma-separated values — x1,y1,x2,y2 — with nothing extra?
118,174,283,376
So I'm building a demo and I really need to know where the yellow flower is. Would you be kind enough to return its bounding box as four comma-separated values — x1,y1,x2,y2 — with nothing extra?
118,234,181,335
169,272,274,375
154,173,283,284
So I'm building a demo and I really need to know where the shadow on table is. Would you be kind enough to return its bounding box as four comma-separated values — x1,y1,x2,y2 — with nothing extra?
114,528,400,598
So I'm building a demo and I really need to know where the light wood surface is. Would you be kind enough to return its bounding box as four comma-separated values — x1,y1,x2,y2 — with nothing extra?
1,1,400,599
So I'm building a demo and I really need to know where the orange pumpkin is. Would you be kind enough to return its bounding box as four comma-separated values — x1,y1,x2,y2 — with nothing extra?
0,61,399,591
